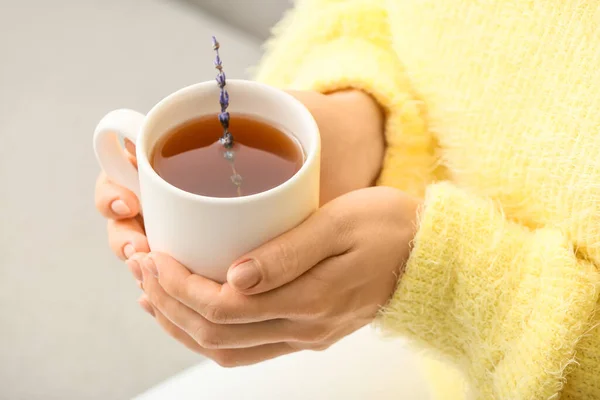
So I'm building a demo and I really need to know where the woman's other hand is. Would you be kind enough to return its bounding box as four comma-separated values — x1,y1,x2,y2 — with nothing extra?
138,187,419,366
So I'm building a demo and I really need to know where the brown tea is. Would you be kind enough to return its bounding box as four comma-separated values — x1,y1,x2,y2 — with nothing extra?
151,114,304,197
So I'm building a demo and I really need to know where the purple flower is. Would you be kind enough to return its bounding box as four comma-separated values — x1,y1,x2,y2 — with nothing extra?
219,112,230,128
214,55,222,70
219,90,229,109
216,72,226,87
212,36,233,148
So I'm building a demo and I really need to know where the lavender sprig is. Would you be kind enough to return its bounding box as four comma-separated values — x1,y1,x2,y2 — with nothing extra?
212,36,233,148
212,36,242,196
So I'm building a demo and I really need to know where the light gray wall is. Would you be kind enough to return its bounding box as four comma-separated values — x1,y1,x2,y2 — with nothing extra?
184,0,293,39
0,1,262,399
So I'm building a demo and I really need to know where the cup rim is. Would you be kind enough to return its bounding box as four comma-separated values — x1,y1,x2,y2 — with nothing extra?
136,80,320,204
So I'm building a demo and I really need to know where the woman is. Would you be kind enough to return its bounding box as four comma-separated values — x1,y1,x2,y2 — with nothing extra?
95,0,600,398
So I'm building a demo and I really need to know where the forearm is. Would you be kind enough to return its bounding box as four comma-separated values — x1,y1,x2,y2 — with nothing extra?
324,90,385,185
379,182,600,399
275,88,384,205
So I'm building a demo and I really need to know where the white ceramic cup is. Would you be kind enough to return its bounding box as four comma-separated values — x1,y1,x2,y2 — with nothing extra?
93,80,320,282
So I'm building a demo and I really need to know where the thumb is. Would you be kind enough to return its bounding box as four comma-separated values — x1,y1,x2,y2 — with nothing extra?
227,208,350,295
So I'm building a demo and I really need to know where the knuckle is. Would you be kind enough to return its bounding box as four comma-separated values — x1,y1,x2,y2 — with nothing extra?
279,240,299,275
328,207,354,236
322,206,354,244
262,239,299,282
309,343,332,352
212,351,241,368
299,324,332,344
146,289,166,310
192,324,223,349
333,215,353,241
203,303,230,324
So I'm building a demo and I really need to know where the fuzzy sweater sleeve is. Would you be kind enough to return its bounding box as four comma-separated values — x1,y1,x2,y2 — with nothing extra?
380,182,600,399
254,0,436,196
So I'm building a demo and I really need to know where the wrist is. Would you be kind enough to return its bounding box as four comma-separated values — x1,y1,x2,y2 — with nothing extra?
387,187,421,276
327,89,384,136
326,89,386,181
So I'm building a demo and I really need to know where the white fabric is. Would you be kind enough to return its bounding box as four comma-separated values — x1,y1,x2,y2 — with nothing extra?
135,328,431,400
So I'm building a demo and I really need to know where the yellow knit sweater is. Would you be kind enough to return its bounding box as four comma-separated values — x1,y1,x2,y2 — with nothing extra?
255,0,600,398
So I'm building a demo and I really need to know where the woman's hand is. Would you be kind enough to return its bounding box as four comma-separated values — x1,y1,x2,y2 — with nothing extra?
135,187,420,366
94,89,384,269
94,139,150,266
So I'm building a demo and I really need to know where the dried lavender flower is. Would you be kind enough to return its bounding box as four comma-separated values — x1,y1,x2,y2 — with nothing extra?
212,36,233,148
212,36,241,196
218,111,230,129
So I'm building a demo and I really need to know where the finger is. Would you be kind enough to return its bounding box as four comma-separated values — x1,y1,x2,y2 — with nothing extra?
142,297,296,367
142,266,294,349
147,252,343,323
139,295,205,353
227,205,352,294
124,139,136,162
145,252,282,323
207,342,296,368
107,217,149,260
127,252,147,282
95,172,140,219
138,294,155,317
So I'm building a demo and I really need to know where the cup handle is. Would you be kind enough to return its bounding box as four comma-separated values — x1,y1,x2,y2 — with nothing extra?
93,109,146,199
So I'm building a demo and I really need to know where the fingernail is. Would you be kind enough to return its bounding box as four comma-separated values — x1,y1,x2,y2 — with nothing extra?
126,258,143,282
111,199,131,216
229,259,261,290
143,255,158,278
123,244,136,259
138,297,155,317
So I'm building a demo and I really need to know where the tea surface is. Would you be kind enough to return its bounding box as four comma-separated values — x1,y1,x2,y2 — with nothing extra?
151,114,303,197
